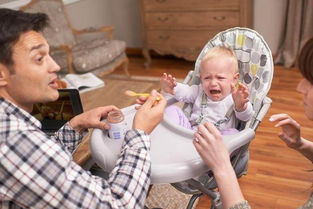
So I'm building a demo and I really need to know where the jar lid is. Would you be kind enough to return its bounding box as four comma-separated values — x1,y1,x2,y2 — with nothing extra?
107,110,124,123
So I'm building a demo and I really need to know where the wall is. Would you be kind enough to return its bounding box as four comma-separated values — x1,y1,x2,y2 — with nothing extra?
66,0,142,49
253,0,287,54
67,0,287,53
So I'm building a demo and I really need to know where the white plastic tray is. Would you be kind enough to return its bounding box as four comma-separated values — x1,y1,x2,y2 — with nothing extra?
90,105,255,184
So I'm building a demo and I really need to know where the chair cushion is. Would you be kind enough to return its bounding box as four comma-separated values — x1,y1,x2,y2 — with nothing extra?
72,38,126,73
23,0,76,47
50,50,68,74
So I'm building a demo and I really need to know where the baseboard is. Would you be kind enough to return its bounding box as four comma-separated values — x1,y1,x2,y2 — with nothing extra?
126,48,142,57
126,47,278,63
126,47,176,58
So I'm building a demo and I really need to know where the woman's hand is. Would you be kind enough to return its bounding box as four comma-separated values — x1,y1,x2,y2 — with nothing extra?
193,122,246,208
270,113,313,162
269,113,302,149
193,122,231,172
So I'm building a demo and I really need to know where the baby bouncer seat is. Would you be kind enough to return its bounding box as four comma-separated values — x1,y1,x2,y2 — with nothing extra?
89,27,273,209
167,27,274,209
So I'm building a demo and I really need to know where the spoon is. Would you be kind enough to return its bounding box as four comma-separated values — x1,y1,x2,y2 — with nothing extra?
124,90,160,100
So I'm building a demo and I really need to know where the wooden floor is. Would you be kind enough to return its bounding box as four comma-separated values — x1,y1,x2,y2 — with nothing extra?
113,56,313,209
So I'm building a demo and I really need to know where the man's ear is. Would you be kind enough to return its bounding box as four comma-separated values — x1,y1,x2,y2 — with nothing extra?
0,64,9,86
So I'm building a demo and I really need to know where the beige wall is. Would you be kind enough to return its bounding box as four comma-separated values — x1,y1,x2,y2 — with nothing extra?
66,0,143,48
66,0,286,53
253,0,287,54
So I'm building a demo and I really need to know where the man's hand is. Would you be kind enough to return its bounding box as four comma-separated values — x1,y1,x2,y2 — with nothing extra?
231,82,249,112
133,90,166,134
269,113,303,149
160,73,177,95
69,105,119,133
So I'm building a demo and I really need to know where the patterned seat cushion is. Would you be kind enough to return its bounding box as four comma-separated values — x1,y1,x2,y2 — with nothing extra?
192,27,274,114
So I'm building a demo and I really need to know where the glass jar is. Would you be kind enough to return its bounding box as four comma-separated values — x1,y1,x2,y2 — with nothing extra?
107,110,126,139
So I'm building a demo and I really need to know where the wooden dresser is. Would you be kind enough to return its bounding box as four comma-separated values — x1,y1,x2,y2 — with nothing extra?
139,0,253,67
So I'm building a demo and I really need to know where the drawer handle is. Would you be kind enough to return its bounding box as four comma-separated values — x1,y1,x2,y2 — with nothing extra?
155,0,166,3
157,16,169,22
159,35,170,40
213,16,226,21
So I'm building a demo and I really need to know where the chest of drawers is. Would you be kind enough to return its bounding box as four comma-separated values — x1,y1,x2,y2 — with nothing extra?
139,0,253,67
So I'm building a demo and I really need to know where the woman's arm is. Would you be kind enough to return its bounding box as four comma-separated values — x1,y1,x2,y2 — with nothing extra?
270,113,313,162
193,122,250,208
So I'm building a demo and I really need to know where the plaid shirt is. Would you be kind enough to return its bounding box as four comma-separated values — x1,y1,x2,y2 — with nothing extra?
0,98,151,209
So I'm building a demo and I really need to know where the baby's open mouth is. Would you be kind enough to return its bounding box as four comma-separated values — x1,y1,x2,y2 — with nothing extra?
210,89,221,94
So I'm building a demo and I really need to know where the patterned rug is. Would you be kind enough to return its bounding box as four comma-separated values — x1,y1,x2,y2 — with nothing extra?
145,184,199,209
105,73,161,82
80,75,161,111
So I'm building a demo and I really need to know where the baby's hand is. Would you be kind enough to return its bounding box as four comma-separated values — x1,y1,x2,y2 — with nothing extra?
231,82,249,112
160,73,177,95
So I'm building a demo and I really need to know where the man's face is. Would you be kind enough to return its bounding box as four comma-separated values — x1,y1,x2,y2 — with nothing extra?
200,55,238,101
2,30,60,112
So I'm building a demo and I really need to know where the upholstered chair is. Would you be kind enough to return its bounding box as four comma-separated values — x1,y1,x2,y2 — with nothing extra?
21,0,129,76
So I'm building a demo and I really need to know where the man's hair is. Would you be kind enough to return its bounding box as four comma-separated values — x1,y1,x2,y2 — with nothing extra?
0,8,49,67
201,45,238,73
298,37,313,84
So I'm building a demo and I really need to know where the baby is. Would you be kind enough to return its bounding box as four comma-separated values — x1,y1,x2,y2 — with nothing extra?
160,46,254,134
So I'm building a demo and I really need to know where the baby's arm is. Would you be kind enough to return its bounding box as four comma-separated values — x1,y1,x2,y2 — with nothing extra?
270,113,313,162
232,82,249,112
160,73,177,95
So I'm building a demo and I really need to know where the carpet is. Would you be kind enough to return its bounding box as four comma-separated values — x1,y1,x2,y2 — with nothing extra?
105,73,162,82
80,75,160,111
145,184,199,209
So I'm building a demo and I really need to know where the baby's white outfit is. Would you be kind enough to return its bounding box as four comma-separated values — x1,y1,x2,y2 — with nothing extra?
173,83,254,130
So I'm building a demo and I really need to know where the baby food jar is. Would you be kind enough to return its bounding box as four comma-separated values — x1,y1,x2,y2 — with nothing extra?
107,110,126,139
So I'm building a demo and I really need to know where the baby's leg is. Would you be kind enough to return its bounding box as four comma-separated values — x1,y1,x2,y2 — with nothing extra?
165,105,192,129
220,128,239,135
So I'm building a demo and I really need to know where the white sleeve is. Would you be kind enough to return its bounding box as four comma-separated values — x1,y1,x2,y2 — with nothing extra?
234,102,254,122
173,83,200,103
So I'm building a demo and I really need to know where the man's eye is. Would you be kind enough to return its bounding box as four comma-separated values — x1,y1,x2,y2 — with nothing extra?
36,56,43,62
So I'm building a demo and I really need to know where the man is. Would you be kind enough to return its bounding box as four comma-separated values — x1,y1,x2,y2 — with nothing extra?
0,8,166,209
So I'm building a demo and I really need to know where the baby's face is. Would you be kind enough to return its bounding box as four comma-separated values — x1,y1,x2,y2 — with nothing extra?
200,56,238,101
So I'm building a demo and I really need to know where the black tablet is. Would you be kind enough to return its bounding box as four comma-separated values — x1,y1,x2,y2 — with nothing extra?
31,89,84,134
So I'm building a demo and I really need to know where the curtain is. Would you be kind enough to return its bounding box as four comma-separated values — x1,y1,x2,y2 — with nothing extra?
275,0,313,68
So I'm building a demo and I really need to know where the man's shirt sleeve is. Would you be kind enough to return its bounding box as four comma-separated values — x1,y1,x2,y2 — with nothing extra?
1,128,151,209
53,122,83,153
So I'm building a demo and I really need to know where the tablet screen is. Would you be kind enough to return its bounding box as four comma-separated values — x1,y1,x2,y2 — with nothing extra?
31,89,83,131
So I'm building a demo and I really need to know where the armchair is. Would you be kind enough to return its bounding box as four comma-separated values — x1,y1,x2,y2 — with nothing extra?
21,0,129,76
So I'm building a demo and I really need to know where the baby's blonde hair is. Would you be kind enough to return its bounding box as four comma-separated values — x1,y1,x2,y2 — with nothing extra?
201,45,238,73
